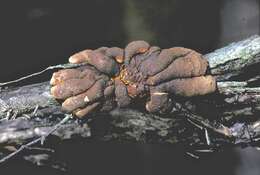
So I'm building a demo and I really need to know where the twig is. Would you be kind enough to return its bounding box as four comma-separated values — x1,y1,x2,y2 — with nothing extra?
0,63,86,87
40,114,73,144
0,35,259,163
187,118,203,130
205,129,211,145
195,149,214,153
32,105,39,116
25,147,55,152
186,152,199,159
174,102,232,137
0,114,72,164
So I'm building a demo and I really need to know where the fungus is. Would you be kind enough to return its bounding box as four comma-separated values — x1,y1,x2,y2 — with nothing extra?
138,47,161,75
62,91,87,113
106,47,124,63
114,78,132,107
74,102,100,118
50,69,82,85
126,83,144,98
69,49,93,64
85,50,119,76
96,47,109,53
50,41,217,118
69,49,119,76
124,40,150,64
50,64,112,116
145,91,172,113
50,73,97,100
146,49,208,85
155,75,216,97
104,85,115,97
83,79,106,103
140,47,192,76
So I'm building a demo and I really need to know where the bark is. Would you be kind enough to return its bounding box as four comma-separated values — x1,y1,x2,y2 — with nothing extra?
0,35,260,151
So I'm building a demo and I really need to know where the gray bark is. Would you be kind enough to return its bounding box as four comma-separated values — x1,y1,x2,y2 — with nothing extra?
0,35,260,150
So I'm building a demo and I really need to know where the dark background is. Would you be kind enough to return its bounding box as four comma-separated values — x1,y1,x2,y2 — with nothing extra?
0,0,259,174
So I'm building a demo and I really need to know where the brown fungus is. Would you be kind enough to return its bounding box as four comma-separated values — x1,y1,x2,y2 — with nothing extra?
69,49,92,64
104,84,115,97
83,79,106,103
114,78,132,107
155,75,216,97
74,102,100,118
69,49,119,76
96,47,109,53
50,65,111,115
50,41,217,118
86,50,120,76
62,90,88,113
124,40,150,64
146,50,209,85
50,69,82,86
50,73,97,100
141,47,192,76
138,47,161,75
145,91,172,113
106,47,124,63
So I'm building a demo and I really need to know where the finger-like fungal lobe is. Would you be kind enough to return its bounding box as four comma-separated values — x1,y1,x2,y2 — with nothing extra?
114,78,132,107
124,40,150,64
106,47,124,63
155,75,216,97
51,66,100,100
74,102,100,118
69,49,92,64
86,50,120,76
145,91,173,113
69,48,120,76
50,41,217,118
146,49,208,85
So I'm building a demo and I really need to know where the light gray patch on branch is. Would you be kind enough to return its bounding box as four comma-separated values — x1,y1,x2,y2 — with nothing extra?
205,35,260,77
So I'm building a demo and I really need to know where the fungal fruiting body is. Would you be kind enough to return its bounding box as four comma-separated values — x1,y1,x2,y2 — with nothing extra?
50,41,216,118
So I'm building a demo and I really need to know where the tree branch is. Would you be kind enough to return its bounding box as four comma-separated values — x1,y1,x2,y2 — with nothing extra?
0,35,260,153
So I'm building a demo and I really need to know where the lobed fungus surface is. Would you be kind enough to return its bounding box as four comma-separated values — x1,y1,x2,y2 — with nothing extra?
50,41,216,118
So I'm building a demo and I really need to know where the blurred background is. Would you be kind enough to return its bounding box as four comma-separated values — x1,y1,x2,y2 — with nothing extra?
0,0,259,174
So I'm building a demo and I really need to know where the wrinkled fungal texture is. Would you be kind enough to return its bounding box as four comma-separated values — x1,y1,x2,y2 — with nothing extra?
114,78,132,107
124,40,150,64
145,92,172,113
50,41,216,118
106,47,124,63
87,50,119,76
146,50,208,85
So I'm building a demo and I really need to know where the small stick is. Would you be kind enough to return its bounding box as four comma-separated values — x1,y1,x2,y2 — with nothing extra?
32,105,39,116
0,63,86,87
187,118,203,130
205,128,211,145
0,114,72,164
195,149,214,153
25,146,55,152
186,152,199,159
174,102,232,137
